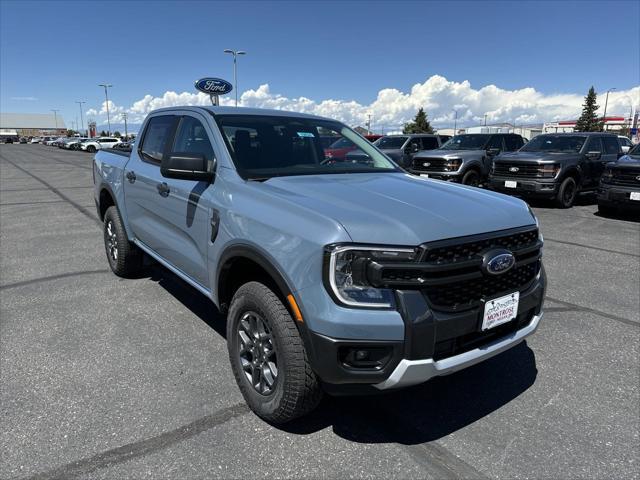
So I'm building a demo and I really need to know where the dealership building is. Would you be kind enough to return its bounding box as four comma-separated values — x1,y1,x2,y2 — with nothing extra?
0,112,67,138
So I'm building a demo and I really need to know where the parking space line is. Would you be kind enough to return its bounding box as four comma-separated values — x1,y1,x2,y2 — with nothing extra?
25,403,249,480
0,200,78,206
0,154,99,226
0,270,110,291
546,296,639,327
0,186,93,192
544,238,640,258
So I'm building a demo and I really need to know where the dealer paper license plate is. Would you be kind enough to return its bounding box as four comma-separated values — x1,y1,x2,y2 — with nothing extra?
505,180,517,188
630,192,640,201
482,292,519,331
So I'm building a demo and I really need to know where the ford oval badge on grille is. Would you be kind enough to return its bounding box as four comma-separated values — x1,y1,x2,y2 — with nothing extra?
423,162,431,167
636,175,640,181
482,249,515,275
509,166,519,172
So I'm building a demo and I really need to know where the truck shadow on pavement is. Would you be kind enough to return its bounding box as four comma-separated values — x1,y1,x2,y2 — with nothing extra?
146,263,538,445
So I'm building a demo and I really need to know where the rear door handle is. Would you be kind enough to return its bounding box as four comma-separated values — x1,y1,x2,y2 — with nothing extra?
125,171,136,183
157,182,170,197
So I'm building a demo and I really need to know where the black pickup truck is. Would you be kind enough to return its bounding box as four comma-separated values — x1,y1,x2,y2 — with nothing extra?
597,143,640,215
488,132,622,208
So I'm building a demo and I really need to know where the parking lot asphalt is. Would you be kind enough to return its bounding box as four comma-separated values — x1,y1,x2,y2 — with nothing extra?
1,144,638,480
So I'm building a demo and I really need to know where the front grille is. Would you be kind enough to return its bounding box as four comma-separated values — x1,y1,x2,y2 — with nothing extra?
608,168,640,187
419,227,541,311
422,228,538,265
493,162,543,177
412,157,449,172
424,262,538,310
367,227,542,312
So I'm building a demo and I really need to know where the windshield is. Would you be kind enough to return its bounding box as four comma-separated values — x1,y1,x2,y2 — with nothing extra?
440,134,491,150
375,136,408,149
214,115,399,180
521,135,586,153
626,143,640,157
327,137,354,149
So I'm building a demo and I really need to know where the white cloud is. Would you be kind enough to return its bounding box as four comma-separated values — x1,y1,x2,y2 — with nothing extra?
10,96,38,101
88,75,640,130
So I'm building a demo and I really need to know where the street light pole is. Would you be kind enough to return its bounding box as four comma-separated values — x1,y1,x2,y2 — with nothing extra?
123,112,128,139
98,84,113,135
602,87,616,132
51,109,59,133
224,49,246,107
76,101,86,136
453,110,457,134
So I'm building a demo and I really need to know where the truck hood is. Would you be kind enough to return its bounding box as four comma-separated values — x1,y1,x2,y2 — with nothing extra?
415,149,484,160
261,173,535,245
495,151,579,163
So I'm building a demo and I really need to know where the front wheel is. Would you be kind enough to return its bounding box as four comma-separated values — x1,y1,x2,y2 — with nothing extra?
461,169,481,187
87,145,96,153
555,177,577,208
227,282,322,424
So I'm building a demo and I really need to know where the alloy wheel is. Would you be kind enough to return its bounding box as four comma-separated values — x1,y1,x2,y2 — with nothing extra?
237,311,278,395
106,220,118,261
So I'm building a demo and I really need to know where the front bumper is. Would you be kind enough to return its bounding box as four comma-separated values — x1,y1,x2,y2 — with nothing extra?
409,170,462,182
598,183,640,209
305,265,546,392
488,175,558,197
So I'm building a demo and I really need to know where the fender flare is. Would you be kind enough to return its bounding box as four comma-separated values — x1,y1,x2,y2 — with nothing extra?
216,243,295,309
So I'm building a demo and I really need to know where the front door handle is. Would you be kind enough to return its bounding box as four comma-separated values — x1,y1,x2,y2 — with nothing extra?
157,182,170,197
125,171,136,183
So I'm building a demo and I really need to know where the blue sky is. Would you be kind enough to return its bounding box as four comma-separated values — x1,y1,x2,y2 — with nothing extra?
1,0,638,130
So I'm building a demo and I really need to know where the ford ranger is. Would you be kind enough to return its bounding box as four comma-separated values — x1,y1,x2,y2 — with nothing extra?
93,106,546,424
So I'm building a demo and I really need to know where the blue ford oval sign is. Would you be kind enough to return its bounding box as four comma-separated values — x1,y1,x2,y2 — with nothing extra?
195,78,233,95
482,249,515,275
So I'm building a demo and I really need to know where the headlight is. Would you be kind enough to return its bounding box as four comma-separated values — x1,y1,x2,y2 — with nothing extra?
444,158,462,171
538,163,560,178
324,244,417,308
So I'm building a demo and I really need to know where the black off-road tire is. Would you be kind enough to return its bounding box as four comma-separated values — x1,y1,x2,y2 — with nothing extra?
103,206,143,277
461,169,481,187
227,281,322,424
555,176,578,208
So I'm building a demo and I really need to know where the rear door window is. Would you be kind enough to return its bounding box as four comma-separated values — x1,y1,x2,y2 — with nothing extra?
140,115,176,163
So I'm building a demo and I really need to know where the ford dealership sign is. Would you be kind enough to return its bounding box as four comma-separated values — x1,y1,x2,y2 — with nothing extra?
195,78,233,95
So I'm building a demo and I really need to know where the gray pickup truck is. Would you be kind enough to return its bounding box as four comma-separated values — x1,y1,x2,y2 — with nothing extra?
94,106,546,423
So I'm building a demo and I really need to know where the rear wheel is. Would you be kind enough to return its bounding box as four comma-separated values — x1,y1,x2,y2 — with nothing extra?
461,169,481,187
555,176,577,208
227,282,322,424
103,206,143,277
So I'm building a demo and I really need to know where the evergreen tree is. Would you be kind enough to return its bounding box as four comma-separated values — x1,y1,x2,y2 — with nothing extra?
114,131,121,138
403,108,434,134
100,130,107,136
574,87,602,132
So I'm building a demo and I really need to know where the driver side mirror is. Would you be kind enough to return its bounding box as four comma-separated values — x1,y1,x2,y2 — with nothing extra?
161,153,214,181
407,143,420,153
487,148,501,156
586,151,602,160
